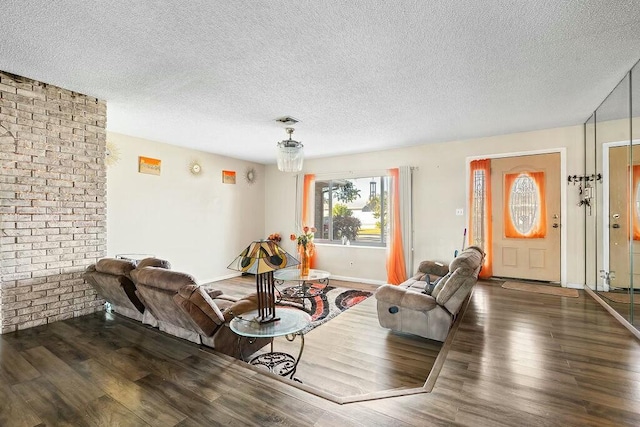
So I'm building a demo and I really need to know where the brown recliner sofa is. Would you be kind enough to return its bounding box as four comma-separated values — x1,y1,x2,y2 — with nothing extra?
130,266,270,359
375,246,484,342
83,258,146,321
84,257,170,325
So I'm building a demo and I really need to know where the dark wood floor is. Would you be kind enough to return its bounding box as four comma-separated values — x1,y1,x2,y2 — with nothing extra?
212,276,440,400
1,280,640,426
597,291,640,328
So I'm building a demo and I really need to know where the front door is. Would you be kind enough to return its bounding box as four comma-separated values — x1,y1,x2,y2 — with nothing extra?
491,153,561,282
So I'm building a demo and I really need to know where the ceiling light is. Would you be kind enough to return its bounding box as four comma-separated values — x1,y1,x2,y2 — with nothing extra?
276,127,304,172
275,116,299,126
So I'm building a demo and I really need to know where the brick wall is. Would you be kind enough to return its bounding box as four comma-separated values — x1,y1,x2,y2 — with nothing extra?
0,71,107,333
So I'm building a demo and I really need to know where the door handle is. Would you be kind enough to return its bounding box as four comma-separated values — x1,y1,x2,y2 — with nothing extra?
552,223,559,228
612,224,620,229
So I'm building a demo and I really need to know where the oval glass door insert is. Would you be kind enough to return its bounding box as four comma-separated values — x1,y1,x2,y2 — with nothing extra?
509,173,539,235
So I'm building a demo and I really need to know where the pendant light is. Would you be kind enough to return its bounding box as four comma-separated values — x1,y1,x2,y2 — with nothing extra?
276,127,304,172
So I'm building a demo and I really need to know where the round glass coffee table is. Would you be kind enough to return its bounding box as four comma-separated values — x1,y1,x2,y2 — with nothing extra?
230,307,311,381
274,268,331,300
115,253,154,266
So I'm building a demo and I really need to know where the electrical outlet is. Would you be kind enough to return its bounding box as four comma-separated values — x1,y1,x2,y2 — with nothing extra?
456,208,464,216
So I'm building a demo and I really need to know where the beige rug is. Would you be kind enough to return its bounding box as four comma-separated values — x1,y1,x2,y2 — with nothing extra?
502,281,579,298
599,292,640,305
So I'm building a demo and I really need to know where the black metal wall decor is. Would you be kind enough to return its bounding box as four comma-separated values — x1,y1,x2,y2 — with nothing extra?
567,173,602,185
568,174,600,215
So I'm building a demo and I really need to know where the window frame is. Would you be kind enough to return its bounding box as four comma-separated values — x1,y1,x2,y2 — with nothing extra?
311,174,389,248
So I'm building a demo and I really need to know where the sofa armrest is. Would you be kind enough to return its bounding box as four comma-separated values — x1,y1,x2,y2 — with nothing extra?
374,285,437,312
417,260,450,277
204,289,224,299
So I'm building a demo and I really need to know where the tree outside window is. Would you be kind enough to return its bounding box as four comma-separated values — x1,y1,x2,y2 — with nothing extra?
313,176,388,246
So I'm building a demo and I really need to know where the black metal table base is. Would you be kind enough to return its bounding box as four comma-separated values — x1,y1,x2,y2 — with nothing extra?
250,352,297,378
276,278,329,311
239,333,305,382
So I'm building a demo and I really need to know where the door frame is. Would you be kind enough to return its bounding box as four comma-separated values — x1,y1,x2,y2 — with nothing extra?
466,148,567,286
602,139,640,291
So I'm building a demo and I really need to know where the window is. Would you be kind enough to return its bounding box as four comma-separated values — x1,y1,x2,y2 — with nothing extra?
509,174,539,235
503,171,546,238
470,168,487,247
313,176,388,246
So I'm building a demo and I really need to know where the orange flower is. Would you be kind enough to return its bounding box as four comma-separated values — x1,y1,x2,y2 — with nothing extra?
267,233,281,242
291,228,315,249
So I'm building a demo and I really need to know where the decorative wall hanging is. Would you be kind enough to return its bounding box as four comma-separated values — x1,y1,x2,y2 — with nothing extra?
105,141,120,166
138,156,161,175
222,170,236,184
189,161,202,175
567,173,602,184
245,167,257,185
568,174,601,215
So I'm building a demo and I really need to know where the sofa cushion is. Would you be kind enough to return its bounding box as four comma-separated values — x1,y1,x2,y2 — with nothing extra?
136,257,172,269
174,284,225,336
375,285,437,312
431,272,451,299
448,246,483,274
95,258,136,276
434,246,483,306
131,267,196,293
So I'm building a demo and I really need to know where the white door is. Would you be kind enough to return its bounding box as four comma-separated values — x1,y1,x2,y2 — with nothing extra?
491,153,561,282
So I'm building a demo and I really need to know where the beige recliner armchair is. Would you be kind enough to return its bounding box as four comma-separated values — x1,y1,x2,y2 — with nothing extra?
375,246,484,342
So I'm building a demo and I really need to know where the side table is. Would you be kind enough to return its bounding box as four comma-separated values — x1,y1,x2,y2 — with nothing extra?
229,308,311,381
115,253,154,266
274,268,331,310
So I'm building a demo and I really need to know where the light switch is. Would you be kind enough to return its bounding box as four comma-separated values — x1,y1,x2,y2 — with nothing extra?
456,208,464,216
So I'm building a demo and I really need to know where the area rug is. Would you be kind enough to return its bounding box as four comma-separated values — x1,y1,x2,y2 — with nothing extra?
279,284,372,334
502,281,579,298
599,292,640,305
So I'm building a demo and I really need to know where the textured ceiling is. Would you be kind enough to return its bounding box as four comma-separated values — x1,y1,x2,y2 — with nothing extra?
1,1,640,164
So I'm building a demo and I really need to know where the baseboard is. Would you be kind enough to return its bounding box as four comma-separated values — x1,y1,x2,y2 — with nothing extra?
565,282,584,289
329,275,386,286
584,286,640,341
201,272,242,285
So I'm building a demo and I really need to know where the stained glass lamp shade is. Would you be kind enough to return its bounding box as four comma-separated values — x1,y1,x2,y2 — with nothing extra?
227,240,299,323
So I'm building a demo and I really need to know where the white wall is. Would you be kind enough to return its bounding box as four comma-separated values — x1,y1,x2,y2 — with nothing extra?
106,132,265,283
265,125,585,286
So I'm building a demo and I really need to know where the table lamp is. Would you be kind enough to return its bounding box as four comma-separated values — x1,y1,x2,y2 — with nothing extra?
228,240,299,323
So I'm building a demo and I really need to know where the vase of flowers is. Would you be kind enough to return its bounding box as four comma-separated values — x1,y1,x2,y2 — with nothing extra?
290,226,316,276
267,233,281,242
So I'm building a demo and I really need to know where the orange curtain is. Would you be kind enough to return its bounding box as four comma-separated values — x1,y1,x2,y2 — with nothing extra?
386,168,407,285
632,166,640,240
503,171,547,238
468,159,492,279
302,174,317,267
